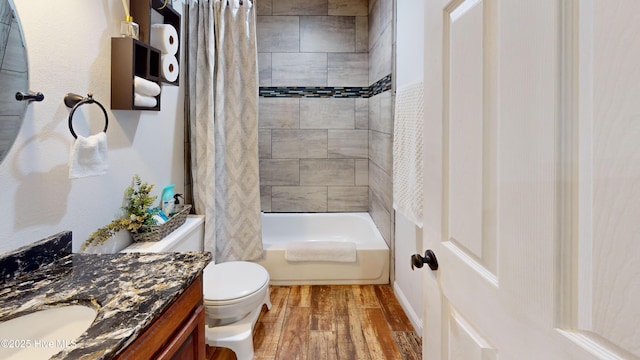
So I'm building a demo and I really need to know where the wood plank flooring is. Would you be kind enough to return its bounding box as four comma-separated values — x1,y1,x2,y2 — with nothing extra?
206,285,422,360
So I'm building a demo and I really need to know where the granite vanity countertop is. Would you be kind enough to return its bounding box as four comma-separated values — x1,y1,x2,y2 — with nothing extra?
0,233,211,359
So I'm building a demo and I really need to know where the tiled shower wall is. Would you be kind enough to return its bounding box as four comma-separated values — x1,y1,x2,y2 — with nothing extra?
257,0,370,213
367,0,394,247
256,0,395,248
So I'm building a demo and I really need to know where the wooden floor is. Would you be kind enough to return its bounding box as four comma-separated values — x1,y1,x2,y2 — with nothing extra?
206,285,422,360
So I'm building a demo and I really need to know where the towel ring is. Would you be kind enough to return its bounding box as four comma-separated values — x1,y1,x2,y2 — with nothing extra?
65,93,108,139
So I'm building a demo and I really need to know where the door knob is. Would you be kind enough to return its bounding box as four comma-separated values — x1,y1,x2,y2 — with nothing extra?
411,250,438,271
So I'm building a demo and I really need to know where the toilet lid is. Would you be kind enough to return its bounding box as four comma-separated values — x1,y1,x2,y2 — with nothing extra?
202,261,269,301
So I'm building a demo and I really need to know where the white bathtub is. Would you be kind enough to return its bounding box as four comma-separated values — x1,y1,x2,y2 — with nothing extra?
255,212,390,285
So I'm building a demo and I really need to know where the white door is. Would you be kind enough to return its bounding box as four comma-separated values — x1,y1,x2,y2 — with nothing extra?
421,0,640,359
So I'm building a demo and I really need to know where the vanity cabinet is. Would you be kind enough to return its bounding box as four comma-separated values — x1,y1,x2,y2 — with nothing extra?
114,274,206,360
110,0,180,111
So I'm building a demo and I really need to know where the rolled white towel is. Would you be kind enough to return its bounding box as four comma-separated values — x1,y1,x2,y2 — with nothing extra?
134,76,161,97
284,241,357,263
134,93,157,108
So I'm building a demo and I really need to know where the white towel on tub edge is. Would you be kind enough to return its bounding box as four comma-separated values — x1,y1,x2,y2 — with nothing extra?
284,241,357,263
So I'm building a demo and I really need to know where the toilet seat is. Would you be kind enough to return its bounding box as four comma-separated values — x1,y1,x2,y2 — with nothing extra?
201,261,271,328
203,280,269,306
202,261,269,302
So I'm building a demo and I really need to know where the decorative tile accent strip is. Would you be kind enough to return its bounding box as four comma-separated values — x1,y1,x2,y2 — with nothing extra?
260,86,369,98
368,73,393,97
260,73,393,98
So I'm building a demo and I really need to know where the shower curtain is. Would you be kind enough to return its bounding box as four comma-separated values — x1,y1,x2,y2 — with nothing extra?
186,0,263,262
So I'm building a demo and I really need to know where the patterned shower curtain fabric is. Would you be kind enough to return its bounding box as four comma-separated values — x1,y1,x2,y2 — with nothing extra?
187,0,263,262
187,0,216,256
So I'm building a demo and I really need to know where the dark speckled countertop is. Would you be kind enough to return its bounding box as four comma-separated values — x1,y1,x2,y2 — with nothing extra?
0,231,211,359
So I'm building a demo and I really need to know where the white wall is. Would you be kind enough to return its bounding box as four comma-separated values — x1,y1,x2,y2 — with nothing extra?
0,0,185,254
394,0,425,334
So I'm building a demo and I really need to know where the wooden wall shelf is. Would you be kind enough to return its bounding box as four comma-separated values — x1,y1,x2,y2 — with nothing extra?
111,37,161,110
110,0,181,111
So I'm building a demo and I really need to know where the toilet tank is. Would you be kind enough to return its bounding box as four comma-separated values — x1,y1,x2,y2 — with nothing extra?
121,215,205,253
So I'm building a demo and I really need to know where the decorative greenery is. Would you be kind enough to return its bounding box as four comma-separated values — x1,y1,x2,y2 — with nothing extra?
80,175,158,251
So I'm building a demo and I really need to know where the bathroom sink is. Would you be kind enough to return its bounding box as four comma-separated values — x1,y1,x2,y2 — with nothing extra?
0,305,97,359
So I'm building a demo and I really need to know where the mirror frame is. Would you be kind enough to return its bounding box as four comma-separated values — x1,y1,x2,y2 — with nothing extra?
0,0,29,165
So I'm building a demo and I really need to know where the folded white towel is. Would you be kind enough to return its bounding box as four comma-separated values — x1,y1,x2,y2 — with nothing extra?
68,132,108,179
134,76,161,97
134,93,157,108
284,241,357,263
393,81,424,228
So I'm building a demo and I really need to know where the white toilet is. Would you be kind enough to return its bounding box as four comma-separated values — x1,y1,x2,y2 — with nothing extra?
121,215,271,359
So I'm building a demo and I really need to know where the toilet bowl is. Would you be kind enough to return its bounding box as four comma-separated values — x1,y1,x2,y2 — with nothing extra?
121,215,271,359
202,261,271,326
201,261,272,359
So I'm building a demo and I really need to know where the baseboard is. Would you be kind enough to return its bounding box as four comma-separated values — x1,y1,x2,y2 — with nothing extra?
393,282,423,336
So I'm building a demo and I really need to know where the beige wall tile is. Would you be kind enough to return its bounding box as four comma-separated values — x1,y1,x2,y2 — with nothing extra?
328,186,369,211
328,53,368,87
257,16,300,53
369,160,392,210
300,98,354,129
369,23,393,83
260,159,300,185
300,16,355,53
261,186,272,212
259,98,300,129
300,159,355,185
368,0,393,51
328,0,368,16
369,130,392,175
272,186,328,212
355,98,369,130
272,53,328,86
273,0,328,15
368,93,380,131
368,92,393,134
369,189,391,245
355,16,368,53
272,130,328,158
380,91,394,134
257,0,273,15
259,129,272,158
258,52,272,86
328,130,368,158
355,159,369,186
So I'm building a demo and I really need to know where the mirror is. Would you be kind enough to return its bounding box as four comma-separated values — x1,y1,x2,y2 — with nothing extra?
0,0,28,165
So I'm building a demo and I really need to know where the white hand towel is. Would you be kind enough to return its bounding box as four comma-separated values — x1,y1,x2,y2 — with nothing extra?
134,76,161,97
134,93,158,108
68,132,108,179
393,81,424,228
284,241,357,263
